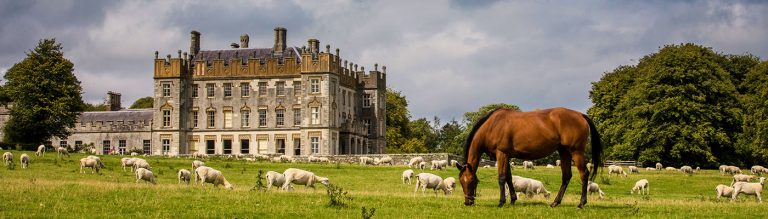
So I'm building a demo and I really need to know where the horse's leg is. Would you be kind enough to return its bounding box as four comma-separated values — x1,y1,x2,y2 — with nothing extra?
505,157,517,205
551,148,572,208
496,153,510,207
572,152,589,209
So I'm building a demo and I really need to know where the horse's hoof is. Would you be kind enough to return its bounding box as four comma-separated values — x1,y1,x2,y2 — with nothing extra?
497,203,505,208
577,204,584,209
550,202,560,208
510,199,516,205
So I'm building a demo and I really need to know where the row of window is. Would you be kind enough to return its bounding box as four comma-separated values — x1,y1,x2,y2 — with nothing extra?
162,107,321,128
162,79,322,98
194,137,320,155
80,120,150,128
57,140,152,155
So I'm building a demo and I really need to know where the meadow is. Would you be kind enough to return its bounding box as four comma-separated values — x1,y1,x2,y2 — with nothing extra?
0,150,765,219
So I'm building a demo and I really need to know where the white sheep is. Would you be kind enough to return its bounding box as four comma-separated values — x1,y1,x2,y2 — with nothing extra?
546,164,554,169
732,174,756,186
318,157,331,163
587,181,605,199
556,160,561,166
178,169,192,184
133,158,151,171
431,160,447,170
360,156,374,166
715,184,734,200
587,163,594,172
509,176,550,199
79,157,101,174
266,171,291,190
418,161,427,170
655,163,663,170
195,166,233,189
280,155,295,163
509,176,531,197
121,157,135,171
20,153,29,169
628,166,639,174
408,157,424,168
720,165,728,175
271,156,282,162
192,160,205,170
665,167,677,171
526,179,552,199
450,160,458,167
402,169,414,184
86,155,105,168
414,173,449,196
726,166,742,174
731,177,765,203
374,156,393,165
523,161,535,170
443,177,456,195
3,152,13,166
608,165,627,177
135,167,157,184
631,179,649,195
645,167,654,171
56,147,69,158
751,165,766,175
281,168,330,190
130,152,139,156
35,145,45,157
680,166,694,174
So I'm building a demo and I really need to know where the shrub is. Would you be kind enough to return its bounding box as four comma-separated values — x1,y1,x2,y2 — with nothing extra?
326,184,352,207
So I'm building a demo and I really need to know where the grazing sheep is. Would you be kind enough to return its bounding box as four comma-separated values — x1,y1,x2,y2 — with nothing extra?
418,161,427,170
526,179,552,199
56,147,69,158
317,157,331,163
483,165,491,168
731,177,765,203
523,161,535,170
121,157,138,172
35,145,45,157
135,167,157,184
556,160,561,167
271,157,282,162
655,163,663,170
587,163,594,172
508,176,550,199
631,179,650,195
130,152,139,156
715,184,734,200
79,157,101,174
608,165,627,177
646,167,654,171
450,160,458,167
178,169,192,184
3,152,13,166
360,157,374,166
546,164,554,169
665,167,677,171
281,168,330,190
587,181,605,199
732,174,757,186
628,166,639,174
20,153,29,169
279,155,295,163
720,165,729,175
414,173,449,196
133,158,151,171
192,160,205,170
375,156,393,165
86,155,105,168
195,166,233,189
431,160,448,170
510,176,531,197
408,157,424,168
443,177,456,195
751,165,766,175
266,171,291,190
402,169,415,184
680,166,694,174
725,166,742,174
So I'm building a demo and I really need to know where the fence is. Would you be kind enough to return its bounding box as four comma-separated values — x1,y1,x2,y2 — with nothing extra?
604,160,639,167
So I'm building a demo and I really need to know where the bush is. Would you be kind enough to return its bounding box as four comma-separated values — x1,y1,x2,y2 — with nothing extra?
326,184,352,207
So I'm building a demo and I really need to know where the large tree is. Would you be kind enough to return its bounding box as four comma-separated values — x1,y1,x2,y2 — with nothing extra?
385,88,411,152
2,39,85,146
738,61,768,164
130,96,153,109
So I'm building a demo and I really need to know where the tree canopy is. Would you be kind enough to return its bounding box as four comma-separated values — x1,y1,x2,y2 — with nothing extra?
130,96,153,109
2,39,85,146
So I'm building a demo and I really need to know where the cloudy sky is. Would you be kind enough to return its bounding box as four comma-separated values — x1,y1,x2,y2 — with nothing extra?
1,0,767,121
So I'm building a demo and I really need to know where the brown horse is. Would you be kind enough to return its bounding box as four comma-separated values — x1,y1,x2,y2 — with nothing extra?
456,107,602,208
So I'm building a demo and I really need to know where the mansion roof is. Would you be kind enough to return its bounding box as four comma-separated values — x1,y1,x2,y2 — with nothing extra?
79,109,153,122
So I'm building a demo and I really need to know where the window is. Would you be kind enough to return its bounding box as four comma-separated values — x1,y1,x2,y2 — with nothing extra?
293,81,302,96
223,140,232,154
294,138,301,155
276,109,285,126
80,120,85,127
241,83,250,97
311,137,319,155
363,94,371,108
342,90,346,105
143,140,151,155
162,83,171,97
258,82,267,96
241,110,250,127
119,140,126,155
162,139,170,155
259,109,267,127
241,139,250,154
257,138,268,154
102,140,110,155
75,141,83,150
330,80,336,96
294,109,301,126
206,140,215,154
223,83,232,97
276,139,286,154
223,110,232,128
192,111,198,128
311,107,320,125
207,111,215,128
191,84,199,98
276,81,285,96
162,110,171,127
310,79,320,93
206,83,214,97
60,140,67,147
365,119,371,135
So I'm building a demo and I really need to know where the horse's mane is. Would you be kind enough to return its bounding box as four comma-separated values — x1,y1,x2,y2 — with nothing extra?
462,108,503,164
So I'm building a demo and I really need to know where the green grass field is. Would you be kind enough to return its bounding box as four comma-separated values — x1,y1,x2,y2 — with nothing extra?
0,150,765,218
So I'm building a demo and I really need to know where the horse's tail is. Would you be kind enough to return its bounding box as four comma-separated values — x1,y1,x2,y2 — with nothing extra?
462,108,501,164
582,114,603,182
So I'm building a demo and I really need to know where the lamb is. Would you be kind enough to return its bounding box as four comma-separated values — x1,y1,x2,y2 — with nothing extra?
418,161,427,170
178,169,192,184
375,156,393,165
195,166,233,189
431,160,448,170
732,174,757,186
3,152,12,166
408,157,424,168
546,164,554,169
271,157,282,162
510,176,531,197
680,166,695,174
751,165,766,175
360,157,374,166
266,171,290,190
192,160,205,170
135,167,157,184
281,168,330,190
725,166,742,174
279,155,295,163
317,157,331,163
414,173,449,196
86,155,105,168
608,165,627,177
655,163,663,170
443,177,456,195
646,167,654,171
720,165,728,175
402,169,415,184
731,177,765,203
79,157,101,174
56,146,69,158
450,160,458,167
628,166,639,174
35,145,45,157
130,152,139,156
665,167,677,171
587,181,605,199
121,157,138,172
523,161,535,170
631,179,649,195
133,158,151,171
20,153,29,169
526,179,552,199
715,184,734,200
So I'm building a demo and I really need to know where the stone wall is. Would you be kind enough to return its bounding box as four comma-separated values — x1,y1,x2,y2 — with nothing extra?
299,153,460,165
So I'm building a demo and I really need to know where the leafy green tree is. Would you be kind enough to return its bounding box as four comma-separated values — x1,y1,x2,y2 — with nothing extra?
84,102,108,111
436,119,463,155
408,118,438,151
385,88,411,152
0,80,9,106
721,54,760,94
738,61,768,163
130,96,153,109
2,39,85,146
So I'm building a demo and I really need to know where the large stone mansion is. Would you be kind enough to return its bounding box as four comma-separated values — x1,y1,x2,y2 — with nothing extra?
1,27,387,156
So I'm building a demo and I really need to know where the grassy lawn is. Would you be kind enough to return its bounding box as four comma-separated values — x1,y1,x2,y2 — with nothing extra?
0,150,764,218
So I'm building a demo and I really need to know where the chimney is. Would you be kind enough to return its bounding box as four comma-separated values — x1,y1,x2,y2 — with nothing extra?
106,91,122,111
190,31,201,57
273,27,287,56
240,34,249,48
308,39,319,54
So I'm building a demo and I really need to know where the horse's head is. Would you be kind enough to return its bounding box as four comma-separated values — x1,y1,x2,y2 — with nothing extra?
457,163,478,206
